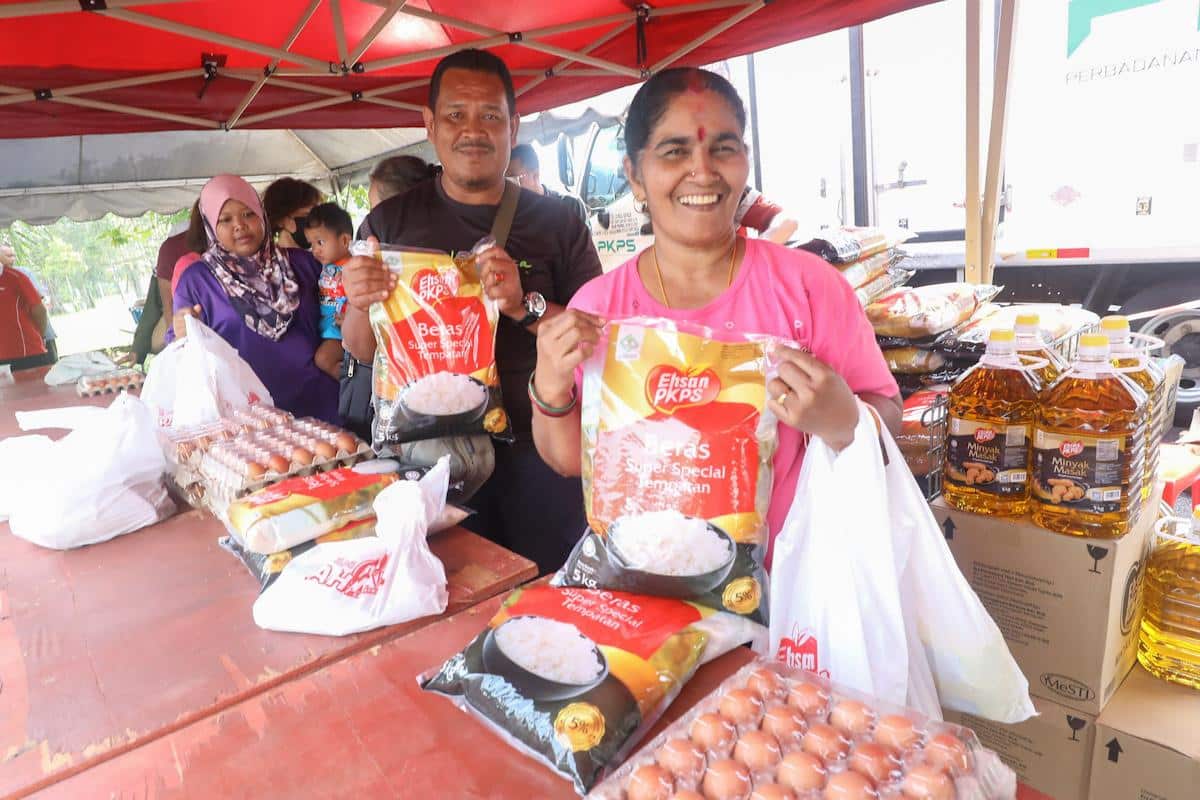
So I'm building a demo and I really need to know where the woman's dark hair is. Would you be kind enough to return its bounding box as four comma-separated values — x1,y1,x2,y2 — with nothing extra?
624,68,748,169
261,178,322,233
184,200,208,253
304,202,354,238
369,155,436,204
428,48,516,115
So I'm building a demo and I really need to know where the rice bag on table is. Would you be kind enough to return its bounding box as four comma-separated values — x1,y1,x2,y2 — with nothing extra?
356,239,512,450
883,347,947,375
556,317,788,625
420,583,765,795
799,226,915,265
867,283,1001,339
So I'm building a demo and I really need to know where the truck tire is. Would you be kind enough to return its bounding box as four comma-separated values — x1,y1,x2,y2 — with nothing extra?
1119,279,1200,428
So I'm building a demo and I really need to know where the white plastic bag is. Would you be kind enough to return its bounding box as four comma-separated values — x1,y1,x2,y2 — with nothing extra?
251,457,452,636
768,400,1035,723
42,351,117,386
7,394,176,549
141,315,271,428
0,434,53,521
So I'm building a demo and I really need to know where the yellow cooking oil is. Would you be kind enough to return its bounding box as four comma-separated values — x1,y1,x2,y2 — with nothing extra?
1102,315,1165,501
1014,312,1066,386
943,329,1040,517
1138,517,1200,690
1032,334,1148,537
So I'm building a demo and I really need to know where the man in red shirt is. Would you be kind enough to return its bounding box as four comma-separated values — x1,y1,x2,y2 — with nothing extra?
0,244,50,371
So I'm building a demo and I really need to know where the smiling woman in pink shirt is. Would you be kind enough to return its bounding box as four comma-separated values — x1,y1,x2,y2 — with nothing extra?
530,68,901,564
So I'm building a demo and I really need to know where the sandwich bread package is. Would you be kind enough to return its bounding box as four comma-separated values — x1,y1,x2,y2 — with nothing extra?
867,283,1001,343
897,386,950,478
420,583,765,794
354,238,512,451
799,227,915,265
556,317,788,624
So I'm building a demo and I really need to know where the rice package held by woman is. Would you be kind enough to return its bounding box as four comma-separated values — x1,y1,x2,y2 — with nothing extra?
356,239,512,449
557,317,786,624
420,583,764,794
867,283,1001,339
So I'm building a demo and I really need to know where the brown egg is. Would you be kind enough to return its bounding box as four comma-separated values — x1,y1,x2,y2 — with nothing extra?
335,432,358,453
245,461,266,480
671,791,706,800
830,700,877,737
627,763,676,800
848,742,901,785
749,785,796,800
701,759,752,800
291,446,314,466
875,715,921,751
923,734,972,775
733,730,782,774
788,682,831,720
776,751,826,792
657,737,706,782
824,770,878,800
690,713,738,758
761,705,807,751
746,667,786,702
902,764,956,800
267,454,290,474
802,723,850,765
313,440,337,460
719,689,765,731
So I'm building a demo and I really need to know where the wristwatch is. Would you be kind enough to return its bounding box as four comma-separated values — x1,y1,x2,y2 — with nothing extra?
517,291,547,328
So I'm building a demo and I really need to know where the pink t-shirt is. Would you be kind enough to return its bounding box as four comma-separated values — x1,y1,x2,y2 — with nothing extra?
569,238,898,563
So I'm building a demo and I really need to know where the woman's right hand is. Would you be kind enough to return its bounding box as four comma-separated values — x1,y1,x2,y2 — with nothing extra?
534,310,605,405
341,236,396,311
172,305,202,340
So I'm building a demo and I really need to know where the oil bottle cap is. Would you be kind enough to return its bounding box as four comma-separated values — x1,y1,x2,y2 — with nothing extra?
1014,312,1040,330
986,328,1016,355
1078,333,1111,358
1100,315,1131,332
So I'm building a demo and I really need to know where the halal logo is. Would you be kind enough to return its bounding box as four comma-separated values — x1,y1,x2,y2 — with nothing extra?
1067,0,1200,57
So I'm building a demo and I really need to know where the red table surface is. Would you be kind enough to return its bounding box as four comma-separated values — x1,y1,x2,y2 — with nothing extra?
29,591,758,800
0,511,536,799
0,367,113,440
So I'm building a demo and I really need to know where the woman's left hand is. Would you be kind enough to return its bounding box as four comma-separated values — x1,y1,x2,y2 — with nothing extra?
476,246,523,319
766,347,859,450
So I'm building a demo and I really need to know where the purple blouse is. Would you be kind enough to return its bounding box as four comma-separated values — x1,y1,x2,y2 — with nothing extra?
169,248,340,424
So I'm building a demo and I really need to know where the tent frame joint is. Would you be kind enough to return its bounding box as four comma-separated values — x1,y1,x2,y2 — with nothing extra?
78,0,107,10
508,31,523,43
33,88,52,101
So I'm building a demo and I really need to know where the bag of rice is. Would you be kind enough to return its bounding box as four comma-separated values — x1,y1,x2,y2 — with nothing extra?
799,226,915,264
867,283,1001,339
354,239,512,450
556,317,787,624
420,583,764,794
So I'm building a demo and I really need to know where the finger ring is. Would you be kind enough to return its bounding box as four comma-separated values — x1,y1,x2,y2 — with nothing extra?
776,391,789,406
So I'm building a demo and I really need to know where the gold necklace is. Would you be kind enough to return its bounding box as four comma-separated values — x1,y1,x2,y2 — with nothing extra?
651,241,739,309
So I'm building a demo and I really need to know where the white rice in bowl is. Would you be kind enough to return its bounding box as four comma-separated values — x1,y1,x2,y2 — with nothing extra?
404,372,487,416
611,510,732,576
494,617,604,685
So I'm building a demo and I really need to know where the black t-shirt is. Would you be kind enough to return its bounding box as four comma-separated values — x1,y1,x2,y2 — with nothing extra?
359,177,603,439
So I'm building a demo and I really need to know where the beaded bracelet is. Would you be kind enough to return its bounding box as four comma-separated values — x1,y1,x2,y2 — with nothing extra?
528,372,578,417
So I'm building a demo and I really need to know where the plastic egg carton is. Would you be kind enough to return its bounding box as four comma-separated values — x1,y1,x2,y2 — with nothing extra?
76,368,145,396
588,658,1015,800
162,421,238,468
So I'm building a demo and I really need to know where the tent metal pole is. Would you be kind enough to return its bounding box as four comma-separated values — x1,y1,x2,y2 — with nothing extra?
234,77,428,126
349,0,410,65
848,26,870,227
236,95,353,127
0,70,199,108
363,34,511,71
964,0,983,284
649,1,766,74
391,5,496,37
100,9,331,71
331,0,350,68
515,20,635,97
363,97,425,112
980,0,1019,284
226,0,325,129
516,41,642,79
0,0,188,19
0,173,321,198
229,74,346,99
520,12,634,39
52,96,220,129
287,131,334,175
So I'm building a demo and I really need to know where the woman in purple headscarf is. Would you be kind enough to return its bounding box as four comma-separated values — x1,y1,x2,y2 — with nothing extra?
169,174,339,423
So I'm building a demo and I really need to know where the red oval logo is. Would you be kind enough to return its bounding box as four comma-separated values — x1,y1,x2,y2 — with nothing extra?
974,428,997,443
645,365,721,415
1060,441,1085,458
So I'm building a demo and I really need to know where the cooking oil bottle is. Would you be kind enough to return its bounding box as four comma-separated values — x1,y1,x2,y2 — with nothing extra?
943,329,1040,516
1014,312,1066,386
1032,334,1148,537
1101,315,1165,501
1138,515,1200,690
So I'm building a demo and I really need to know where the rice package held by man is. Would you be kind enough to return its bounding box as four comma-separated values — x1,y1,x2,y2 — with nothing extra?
420,583,763,794
355,240,512,449
556,317,787,624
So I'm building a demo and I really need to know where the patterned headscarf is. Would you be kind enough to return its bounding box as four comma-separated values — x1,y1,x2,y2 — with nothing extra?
199,174,300,341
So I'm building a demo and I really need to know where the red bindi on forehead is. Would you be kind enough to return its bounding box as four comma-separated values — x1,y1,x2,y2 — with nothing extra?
697,126,707,142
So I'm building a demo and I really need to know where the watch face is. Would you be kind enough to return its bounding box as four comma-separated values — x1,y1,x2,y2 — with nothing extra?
525,291,547,317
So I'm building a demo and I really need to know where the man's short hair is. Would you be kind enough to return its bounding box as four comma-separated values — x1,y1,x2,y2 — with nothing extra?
304,202,353,238
510,143,539,173
428,49,516,115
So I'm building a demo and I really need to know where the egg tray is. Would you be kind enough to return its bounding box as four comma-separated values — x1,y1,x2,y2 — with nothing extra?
587,658,1015,800
76,369,145,396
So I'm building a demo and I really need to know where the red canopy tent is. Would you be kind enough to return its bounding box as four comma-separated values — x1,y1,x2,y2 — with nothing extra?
0,0,936,138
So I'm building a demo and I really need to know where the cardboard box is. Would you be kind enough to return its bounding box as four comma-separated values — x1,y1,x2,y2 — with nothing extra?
931,487,1160,715
1087,665,1200,800
945,694,1095,800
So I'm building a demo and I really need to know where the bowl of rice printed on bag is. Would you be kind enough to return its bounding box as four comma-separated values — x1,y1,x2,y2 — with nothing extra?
555,317,790,624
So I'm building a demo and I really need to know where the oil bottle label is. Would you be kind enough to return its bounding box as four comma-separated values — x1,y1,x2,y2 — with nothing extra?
945,417,1030,495
1032,429,1126,513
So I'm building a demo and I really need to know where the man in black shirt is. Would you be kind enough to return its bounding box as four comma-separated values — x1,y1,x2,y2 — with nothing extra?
507,143,590,225
341,49,603,574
